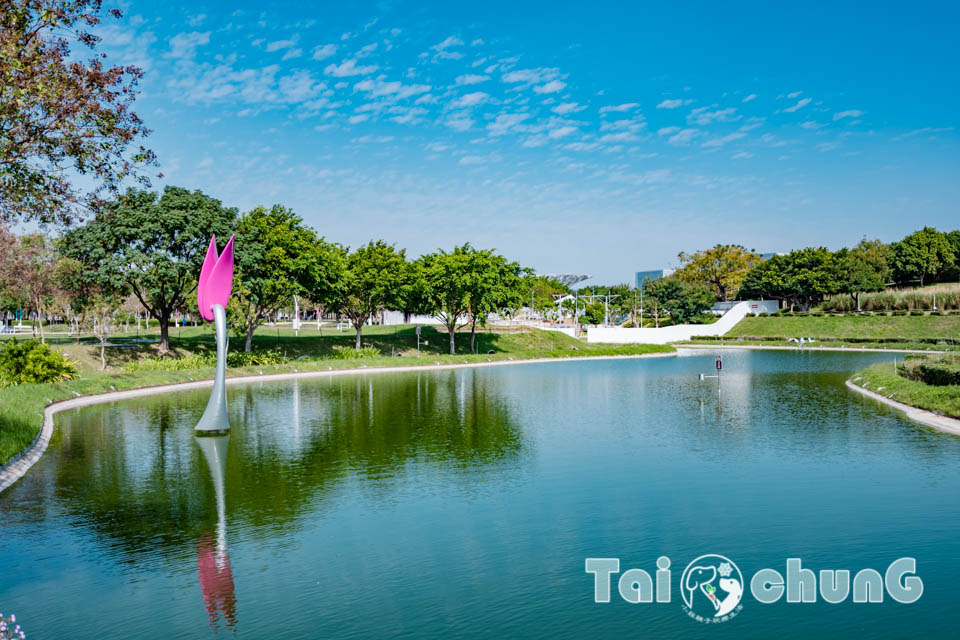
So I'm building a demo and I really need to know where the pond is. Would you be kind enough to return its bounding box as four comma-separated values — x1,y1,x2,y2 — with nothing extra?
1,350,959,638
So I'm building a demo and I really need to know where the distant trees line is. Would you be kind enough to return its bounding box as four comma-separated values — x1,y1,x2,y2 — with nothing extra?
0,186,530,358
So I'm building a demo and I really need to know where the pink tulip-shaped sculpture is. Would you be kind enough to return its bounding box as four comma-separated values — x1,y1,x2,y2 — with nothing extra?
195,235,235,433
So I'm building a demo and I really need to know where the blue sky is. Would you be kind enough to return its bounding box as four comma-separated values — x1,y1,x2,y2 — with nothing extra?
96,0,959,283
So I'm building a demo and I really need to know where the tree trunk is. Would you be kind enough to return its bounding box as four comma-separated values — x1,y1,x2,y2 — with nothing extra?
470,317,478,354
36,300,44,344
856,291,861,312
158,311,170,354
448,324,456,354
355,321,363,350
245,322,256,353
100,338,107,370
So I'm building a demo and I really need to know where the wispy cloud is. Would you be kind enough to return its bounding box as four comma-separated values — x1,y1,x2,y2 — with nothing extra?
833,109,864,120
687,107,739,125
742,93,757,102
456,74,490,85
312,44,338,60
782,97,811,113
533,80,566,94
701,132,746,148
657,98,692,109
451,91,490,108
165,31,210,59
266,34,299,52
599,103,638,113
325,58,379,77
552,102,585,114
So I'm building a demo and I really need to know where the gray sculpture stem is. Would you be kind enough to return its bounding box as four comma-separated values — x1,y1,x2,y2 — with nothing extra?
195,304,231,434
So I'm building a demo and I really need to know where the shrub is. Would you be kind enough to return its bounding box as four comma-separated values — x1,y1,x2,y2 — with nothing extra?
124,349,285,372
332,346,382,359
1,612,26,639
910,310,925,316
0,339,77,387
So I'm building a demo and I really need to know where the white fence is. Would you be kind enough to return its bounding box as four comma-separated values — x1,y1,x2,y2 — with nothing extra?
587,300,777,344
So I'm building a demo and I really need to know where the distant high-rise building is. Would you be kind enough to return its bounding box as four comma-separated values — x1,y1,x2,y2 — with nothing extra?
635,268,674,289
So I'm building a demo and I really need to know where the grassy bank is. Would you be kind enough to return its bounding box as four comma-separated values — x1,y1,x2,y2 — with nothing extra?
850,363,960,419
683,314,960,351
0,325,673,466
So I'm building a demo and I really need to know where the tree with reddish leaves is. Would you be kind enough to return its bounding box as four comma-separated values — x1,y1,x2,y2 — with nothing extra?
0,0,157,225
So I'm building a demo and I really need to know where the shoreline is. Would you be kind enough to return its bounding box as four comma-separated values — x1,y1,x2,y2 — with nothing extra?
845,379,960,436
676,343,945,354
0,351,674,493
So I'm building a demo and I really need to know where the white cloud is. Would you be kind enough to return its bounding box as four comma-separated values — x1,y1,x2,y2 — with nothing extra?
687,107,739,125
800,121,825,130
459,153,496,165
266,34,299,52
357,43,378,57
348,114,370,124
444,112,474,131
187,14,206,27
312,44,338,60
487,112,530,136
354,76,431,99
742,93,757,102
731,151,753,159
548,126,578,139
351,135,394,143
787,90,802,98
456,74,490,85
701,132,746,148
471,38,484,46
502,67,560,85
165,31,210,59
325,58,379,77
782,98,811,113
431,36,464,60
660,127,699,145
282,48,302,60
657,99,692,109
833,109,864,120
533,80,566,94
552,102,585,114
600,103,638,113
451,91,490,108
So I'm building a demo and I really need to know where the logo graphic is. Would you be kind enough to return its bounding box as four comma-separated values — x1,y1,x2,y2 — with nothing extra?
680,554,744,623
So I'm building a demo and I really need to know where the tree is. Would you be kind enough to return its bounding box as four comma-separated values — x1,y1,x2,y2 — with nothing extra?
0,0,157,225
676,244,761,302
60,186,237,353
412,245,475,355
642,276,714,324
232,205,338,352
890,227,954,287
834,239,890,311
462,249,528,353
329,240,410,350
581,302,605,325
11,233,59,342
528,275,570,319
740,247,838,311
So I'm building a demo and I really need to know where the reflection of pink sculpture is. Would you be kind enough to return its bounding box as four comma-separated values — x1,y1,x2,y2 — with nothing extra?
197,235,235,322
197,534,237,631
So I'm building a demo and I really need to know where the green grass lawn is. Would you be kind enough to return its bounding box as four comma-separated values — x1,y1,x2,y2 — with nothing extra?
725,314,960,341
0,325,673,466
851,363,960,419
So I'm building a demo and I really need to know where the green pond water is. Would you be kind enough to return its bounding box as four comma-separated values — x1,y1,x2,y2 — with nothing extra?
2,350,959,638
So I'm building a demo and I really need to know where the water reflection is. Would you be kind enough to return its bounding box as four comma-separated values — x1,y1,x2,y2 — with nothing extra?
195,435,236,632
3,370,524,565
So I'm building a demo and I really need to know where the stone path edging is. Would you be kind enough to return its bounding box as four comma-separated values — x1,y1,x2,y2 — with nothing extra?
846,379,960,436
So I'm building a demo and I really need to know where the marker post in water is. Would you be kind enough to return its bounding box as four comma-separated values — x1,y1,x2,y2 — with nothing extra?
699,355,722,390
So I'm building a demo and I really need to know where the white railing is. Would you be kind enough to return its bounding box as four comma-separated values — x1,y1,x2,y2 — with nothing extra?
586,300,771,344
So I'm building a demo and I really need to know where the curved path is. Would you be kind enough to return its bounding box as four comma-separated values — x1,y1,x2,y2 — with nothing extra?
0,352,673,493
846,379,960,436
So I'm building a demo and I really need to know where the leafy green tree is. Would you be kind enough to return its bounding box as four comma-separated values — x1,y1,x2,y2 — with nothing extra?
232,205,338,352
412,244,475,355
676,244,761,301
329,240,410,350
642,276,714,323
9,233,59,342
833,239,890,311
528,275,570,318
942,230,960,282
581,302,606,325
0,0,156,225
890,227,954,286
60,186,237,353
740,247,838,311
463,249,528,353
